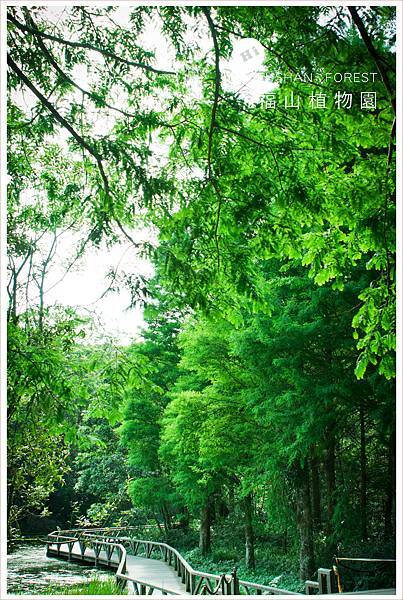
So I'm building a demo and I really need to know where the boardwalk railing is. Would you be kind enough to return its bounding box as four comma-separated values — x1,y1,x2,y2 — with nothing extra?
47,532,182,595
47,527,302,595
47,528,396,596
99,536,302,595
46,533,127,576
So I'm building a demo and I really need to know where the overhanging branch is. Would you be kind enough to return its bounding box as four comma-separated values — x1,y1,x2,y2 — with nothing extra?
25,11,139,122
8,54,109,190
8,55,139,248
201,7,221,179
7,12,176,77
348,7,395,115
201,7,222,271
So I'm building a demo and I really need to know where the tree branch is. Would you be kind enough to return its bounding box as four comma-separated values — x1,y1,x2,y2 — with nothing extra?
7,12,176,76
218,125,285,194
23,11,140,122
8,54,110,193
201,7,221,179
348,7,395,114
8,55,139,249
201,7,222,271
34,230,58,330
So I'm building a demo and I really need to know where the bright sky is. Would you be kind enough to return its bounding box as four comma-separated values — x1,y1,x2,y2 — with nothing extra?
11,6,278,344
44,229,155,345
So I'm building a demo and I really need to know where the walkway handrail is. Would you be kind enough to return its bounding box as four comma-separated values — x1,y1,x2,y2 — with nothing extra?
47,532,185,595
48,524,156,536
47,533,127,575
78,532,236,595
47,528,302,595
46,528,396,595
115,536,302,595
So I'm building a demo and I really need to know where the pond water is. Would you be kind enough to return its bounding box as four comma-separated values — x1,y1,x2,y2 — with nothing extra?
7,542,112,595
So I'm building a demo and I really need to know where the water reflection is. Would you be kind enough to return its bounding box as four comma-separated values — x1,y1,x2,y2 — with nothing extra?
7,543,112,595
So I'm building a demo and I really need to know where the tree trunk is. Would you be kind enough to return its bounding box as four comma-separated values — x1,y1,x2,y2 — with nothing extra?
324,423,336,536
228,484,235,515
310,453,322,531
217,497,229,518
243,493,255,569
384,428,395,538
359,401,368,541
179,506,190,530
161,503,171,533
199,498,211,555
154,514,164,534
282,528,288,553
294,462,315,581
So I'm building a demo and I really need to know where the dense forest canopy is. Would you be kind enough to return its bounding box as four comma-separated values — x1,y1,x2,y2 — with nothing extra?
7,3,396,592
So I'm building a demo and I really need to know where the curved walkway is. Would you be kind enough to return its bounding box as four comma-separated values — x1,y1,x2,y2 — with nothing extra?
46,530,304,595
125,554,188,595
48,540,188,595
46,528,395,595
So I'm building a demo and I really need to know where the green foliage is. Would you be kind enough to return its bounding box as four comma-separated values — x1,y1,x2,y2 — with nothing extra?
7,5,395,591
7,5,396,379
42,576,126,595
158,266,394,579
183,549,303,594
7,310,88,533
120,291,186,526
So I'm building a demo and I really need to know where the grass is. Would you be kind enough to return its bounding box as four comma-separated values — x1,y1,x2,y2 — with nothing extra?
42,576,127,595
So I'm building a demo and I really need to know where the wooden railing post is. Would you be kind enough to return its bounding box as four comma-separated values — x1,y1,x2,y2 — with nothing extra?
79,540,85,560
318,568,337,594
305,580,319,594
232,568,239,595
190,573,196,594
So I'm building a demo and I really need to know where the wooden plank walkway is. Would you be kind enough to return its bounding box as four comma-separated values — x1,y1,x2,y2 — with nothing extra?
47,534,396,596
48,541,188,595
125,554,188,595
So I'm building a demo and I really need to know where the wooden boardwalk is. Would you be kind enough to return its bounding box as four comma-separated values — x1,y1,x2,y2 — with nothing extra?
46,529,396,596
124,554,188,595
48,541,188,595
